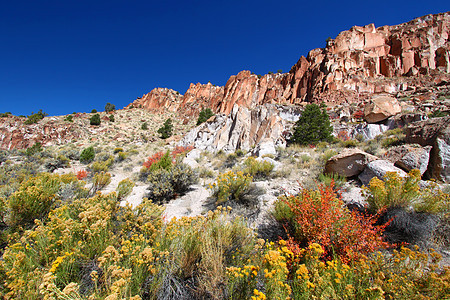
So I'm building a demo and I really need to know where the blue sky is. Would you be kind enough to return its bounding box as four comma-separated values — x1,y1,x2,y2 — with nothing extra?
0,1,448,116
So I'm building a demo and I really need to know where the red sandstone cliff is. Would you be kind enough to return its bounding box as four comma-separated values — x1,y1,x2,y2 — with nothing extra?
128,12,450,115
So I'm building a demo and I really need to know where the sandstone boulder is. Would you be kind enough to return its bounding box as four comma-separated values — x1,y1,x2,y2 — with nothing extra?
406,116,450,181
358,160,408,186
324,148,378,177
383,144,431,175
363,96,402,123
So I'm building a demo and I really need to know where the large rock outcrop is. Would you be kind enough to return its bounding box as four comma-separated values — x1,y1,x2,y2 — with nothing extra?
129,12,450,116
178,104,300,153
363,95,402,123
325,148,378,177
406,116,450,182
0,116,88,150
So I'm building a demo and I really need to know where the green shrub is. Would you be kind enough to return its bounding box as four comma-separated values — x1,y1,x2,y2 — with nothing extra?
80,146,95,164
104,102,115,113
64,115,73,122
157,118,173,139
91,109,97,113
89,113,101,126
141,122,148,130
318,172,346,190
147,163,198,203
0,112,12,118
116,151,128,162
91,171,111,193
363,169,450,214
290,103,332,145
44,154,70,172
196,108,214,125
116,178,134,200
242,157,274,180
109,114,114,122
24,109,47,125
90,156,113,173
25,142,43,156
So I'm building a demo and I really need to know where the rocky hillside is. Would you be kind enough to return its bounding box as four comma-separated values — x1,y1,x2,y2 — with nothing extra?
129,12,450,116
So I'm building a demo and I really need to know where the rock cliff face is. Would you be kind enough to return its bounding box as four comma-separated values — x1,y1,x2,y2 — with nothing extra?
129,12,450,116
0,116,87,150
179,104,300,153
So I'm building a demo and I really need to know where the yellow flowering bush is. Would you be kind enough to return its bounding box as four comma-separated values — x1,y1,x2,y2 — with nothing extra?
208,171,253,205
363,169,450,213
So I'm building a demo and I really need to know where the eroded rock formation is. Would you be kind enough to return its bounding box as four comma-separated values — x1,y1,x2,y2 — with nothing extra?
129,12,450,116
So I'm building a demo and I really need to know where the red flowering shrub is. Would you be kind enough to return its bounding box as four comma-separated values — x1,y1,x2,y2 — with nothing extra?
143,147,194,170
171,145,193,159
76,169,88,180
143,151,165,169
274,182,389,262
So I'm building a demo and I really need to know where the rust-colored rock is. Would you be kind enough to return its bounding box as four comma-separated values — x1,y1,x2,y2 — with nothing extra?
363,95,402,123
128,12,450,117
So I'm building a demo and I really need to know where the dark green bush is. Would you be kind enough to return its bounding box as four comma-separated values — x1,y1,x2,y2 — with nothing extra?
24,109,47,125
197,108,214,125
80,146,95,164
90,114,101,126
0,112,12,118
141,122,148,130
105,102,116,113
147,163,197,203
91,109,97,113
64,115,73,122
157,118,173,139
25,142,43,156
109,114,114,122
290,103,332,145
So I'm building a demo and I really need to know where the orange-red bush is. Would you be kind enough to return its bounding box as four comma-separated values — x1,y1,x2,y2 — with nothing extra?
276,182,389,262
143,151,165,169
76,169,88,180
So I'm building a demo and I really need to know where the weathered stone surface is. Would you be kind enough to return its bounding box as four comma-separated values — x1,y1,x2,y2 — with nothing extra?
364,96,402,123
0,115,88,150
383,144,432,175
351,123,390,140
128,13,450,116
324,148,378,177
406,116,450,181
178,104,291,153
359,160,408,186
252,138,277,157
126,88,182,112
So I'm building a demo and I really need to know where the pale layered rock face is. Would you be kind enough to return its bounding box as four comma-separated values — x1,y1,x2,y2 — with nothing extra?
130,13,450,116
178,104,298,153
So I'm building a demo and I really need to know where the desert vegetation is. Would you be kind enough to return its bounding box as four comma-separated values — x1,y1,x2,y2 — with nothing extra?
0,102,449,299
